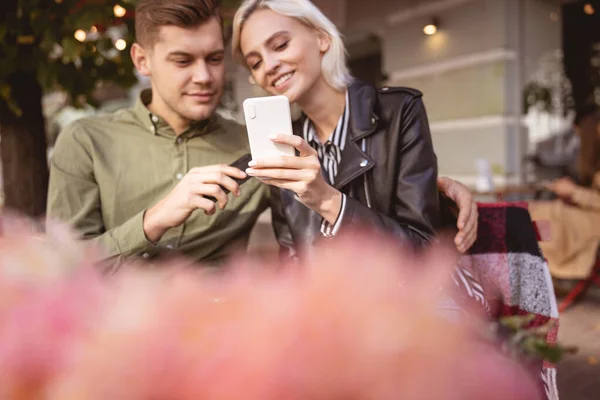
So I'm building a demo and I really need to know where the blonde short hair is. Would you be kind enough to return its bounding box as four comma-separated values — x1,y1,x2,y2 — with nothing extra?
231,0,353,92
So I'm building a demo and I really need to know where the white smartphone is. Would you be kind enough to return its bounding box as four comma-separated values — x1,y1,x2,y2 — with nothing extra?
243,95,295,160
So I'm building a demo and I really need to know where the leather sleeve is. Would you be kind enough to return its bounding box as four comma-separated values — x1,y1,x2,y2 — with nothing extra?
337,97,440,247
439,191,459,229
269,186,298,261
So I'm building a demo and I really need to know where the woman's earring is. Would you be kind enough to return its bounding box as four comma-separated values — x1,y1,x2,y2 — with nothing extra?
248,75,256,85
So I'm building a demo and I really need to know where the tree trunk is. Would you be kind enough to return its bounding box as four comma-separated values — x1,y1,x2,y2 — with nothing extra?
0,71,49,217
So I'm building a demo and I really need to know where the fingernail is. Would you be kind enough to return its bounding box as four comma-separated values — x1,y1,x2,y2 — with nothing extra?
246,168,255,175
269,134,277,140
248,160,256,167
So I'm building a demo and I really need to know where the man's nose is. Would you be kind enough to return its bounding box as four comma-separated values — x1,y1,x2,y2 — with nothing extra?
192,62,212,84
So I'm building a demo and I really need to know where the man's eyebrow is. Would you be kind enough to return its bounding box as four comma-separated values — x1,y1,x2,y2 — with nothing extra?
207,49,225,56
166,51,193,58
166,48,225,58
244,31,290,61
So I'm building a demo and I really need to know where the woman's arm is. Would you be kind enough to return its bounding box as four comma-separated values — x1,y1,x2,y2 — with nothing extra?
246,97,440,249
336,97,439,247
571,186,600,210
545,176,600,210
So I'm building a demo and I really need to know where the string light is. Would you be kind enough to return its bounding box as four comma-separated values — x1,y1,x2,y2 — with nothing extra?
113,4,127,18
423,18,439,36
423,24,437,35
74,29,87,42
423,17,440,36
115,39,127,51
584,3,595,15
90,25,98,33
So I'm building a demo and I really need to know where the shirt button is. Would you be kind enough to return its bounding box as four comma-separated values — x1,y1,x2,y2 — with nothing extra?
176,137,183,144
151,115,159,123
371,117,376,125
176,173,184,180
360,159,368,167
166,244,174,250
149,125,156,133
142,252,150,259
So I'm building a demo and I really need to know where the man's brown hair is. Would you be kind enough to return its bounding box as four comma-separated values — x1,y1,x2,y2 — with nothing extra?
135,0,224,47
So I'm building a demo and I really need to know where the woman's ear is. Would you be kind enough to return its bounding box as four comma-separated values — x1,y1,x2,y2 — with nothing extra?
316,30,331,54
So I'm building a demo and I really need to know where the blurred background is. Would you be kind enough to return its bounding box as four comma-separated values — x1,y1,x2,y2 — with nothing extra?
2,0,600,213
1,0,600,212
0,1,599,398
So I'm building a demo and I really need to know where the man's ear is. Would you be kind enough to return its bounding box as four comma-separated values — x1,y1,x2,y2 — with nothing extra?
131,43,151,76
316,30,331,54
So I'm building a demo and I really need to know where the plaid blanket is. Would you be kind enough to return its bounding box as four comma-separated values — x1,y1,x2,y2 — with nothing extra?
456,202,559,400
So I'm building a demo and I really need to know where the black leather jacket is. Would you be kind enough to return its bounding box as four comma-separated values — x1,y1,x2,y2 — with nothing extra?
270,80,441,259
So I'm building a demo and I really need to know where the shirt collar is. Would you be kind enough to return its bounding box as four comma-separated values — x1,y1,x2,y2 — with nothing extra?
133,89,221,140
304,90,349,150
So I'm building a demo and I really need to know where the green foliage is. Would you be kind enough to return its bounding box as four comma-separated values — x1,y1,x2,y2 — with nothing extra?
497,315,576,364
0,1,140,115
0,0,242,117
523,82,554,114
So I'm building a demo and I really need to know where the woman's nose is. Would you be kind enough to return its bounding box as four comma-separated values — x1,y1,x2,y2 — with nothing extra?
263,55,281,74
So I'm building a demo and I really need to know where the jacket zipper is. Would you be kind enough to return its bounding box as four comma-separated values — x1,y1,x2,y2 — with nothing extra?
361,138,373,209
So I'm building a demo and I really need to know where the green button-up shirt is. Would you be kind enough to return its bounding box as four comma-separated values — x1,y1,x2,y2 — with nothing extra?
47,90,269,266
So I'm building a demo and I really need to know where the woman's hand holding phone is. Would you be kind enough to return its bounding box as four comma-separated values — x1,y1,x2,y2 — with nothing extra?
245,134,343,225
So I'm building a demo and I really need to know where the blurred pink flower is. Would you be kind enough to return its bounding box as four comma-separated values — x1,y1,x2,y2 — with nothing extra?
50,234,540,400
0,216,542,399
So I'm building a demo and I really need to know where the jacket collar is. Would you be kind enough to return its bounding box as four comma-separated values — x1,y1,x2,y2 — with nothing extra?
293,80,379,190
333,80,378,189
347,79,379,141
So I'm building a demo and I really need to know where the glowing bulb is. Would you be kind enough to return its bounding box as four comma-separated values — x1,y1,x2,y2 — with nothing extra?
90,25,98,33
423,24,437,35
74,29,87,42
113,4,127,18
584,3,595,15
115,39,127,51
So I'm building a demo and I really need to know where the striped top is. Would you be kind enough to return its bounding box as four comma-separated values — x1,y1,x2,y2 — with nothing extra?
302,91,350,237
302,91,350,185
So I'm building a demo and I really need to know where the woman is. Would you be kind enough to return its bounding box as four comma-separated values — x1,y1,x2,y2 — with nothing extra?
231,0,477,258
529,104,600,279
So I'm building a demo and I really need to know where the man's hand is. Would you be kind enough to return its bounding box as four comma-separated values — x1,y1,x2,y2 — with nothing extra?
438,177,478,253
143,165,247,243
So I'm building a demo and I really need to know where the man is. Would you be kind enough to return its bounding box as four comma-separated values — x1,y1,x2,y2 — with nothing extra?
47,0,476,268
